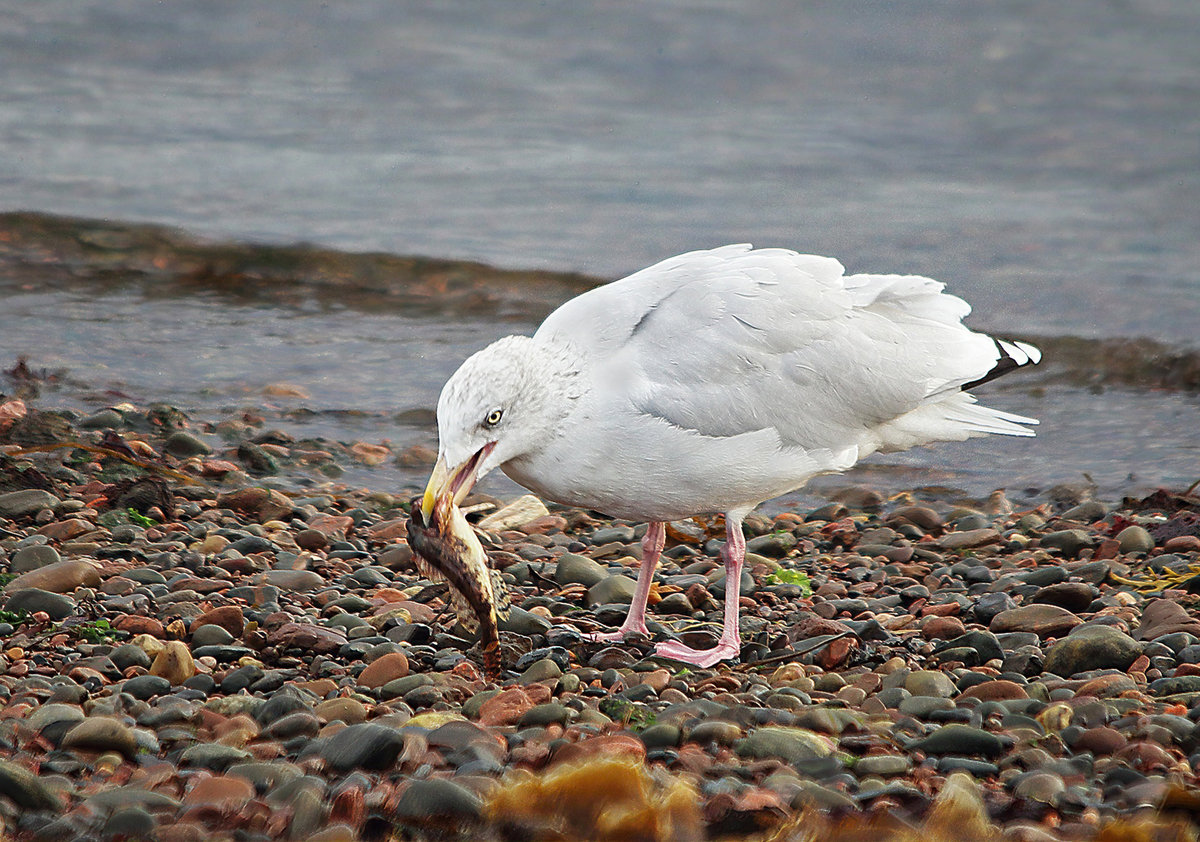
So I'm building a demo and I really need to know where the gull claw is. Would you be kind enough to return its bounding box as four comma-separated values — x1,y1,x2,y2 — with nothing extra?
652,638,740,669
583,623,650,644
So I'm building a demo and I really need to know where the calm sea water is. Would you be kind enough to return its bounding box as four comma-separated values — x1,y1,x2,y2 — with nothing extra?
2,1,1198,505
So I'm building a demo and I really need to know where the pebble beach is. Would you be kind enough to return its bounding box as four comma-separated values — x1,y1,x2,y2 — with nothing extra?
2,392,1200,842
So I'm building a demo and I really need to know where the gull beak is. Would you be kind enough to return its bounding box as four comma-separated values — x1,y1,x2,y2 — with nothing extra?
421,443,496,522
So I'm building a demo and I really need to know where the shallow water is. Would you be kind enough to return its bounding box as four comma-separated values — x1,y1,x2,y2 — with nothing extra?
2,1,1199,507
2,247,1196,509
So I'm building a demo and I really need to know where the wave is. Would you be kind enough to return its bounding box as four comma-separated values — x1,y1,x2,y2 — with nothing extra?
3,210,1198,394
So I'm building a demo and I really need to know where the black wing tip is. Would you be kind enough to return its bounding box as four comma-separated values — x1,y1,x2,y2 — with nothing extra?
961,338,1042,392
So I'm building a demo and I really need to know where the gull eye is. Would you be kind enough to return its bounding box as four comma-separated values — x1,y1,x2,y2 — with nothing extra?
484,408,503,427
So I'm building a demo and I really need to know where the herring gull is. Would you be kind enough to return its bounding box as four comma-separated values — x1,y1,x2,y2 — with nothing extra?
421,245,1040,667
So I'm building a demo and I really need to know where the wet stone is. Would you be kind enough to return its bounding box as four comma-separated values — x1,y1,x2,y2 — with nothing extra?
5,560,101,594
4,588,76,620
0,758,64,810
318,722,406,772
1038,529,1093,558
122,674,171,701
904,670,957,699
907,724,1006,757
1115,525,1155,554
163,431,213,457
735,727,834,764
190,623,236,647
990,604,1082,637
61,716,139,758
519,703,572,728
0,489,60,519
587,574,638,606
101,807,157,841
855,754,912,777
180,743,253,772
9,544,61,573
393,778,483,823
555,553,609,587
1043,625,1142,677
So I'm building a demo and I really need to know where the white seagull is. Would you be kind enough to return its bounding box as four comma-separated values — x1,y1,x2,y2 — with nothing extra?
421,245,1040,667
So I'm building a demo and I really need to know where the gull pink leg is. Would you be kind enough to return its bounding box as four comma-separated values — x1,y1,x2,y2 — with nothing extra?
653,513,745,667
584,521,665,642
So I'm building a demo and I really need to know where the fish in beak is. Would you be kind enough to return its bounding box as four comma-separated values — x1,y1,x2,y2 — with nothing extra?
407,488,509,679
421,442,497,523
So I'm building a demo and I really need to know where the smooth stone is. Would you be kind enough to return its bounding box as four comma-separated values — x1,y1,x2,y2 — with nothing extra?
319,722,406,772
687,720,743,746
83,788,181,814
990,604,1081,637
907,724,1006,757
125,568,168,586
518,658,563,684
899,696,956,719
855,754,912,777
265,711,322,740
638,723,682,749
257,570,325,591
3,588,76,620
252,690,311,723
590,526,637,544
26,704,85,731
586,574,638,606
4,560,100,594
905,670,957,699
1134,599,1200,640
357,651,410,688
190,624,236,647
1148,675,1200,696
149,641,197,685
1042,625,1142,677
393,778,483,822
1031,582,1096,613
191,604,246,637
226,761,303,793
381,674,432,700
1060,501,1108,522
61,716,139,758
1038,529,1093,558
937,757,1000,776
0,489,60,518
936,631,1005,664
122,674,171,701
101,807,157,841
180,743,253,772
973,592,1016,625
79,408,124,429
518,703,572,728
1012,771,1066,803
735,726,834,764
163,431,213,457
498,606,552,636
554,553,609,588
1115,525,1155,554
0,758,64,810
9,544,61,573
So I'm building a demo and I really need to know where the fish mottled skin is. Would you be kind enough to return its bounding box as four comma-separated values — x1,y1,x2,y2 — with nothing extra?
406,495,509,677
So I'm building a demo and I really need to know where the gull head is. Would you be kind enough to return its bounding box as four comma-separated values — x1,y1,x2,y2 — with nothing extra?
422,335,574,519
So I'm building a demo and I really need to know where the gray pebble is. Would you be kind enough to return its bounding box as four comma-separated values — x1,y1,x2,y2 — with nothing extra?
0,489,60,519
555,553,609,587
9,544,61,573
1042,625,1142,677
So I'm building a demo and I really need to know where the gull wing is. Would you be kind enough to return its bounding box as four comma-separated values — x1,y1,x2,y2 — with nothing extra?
537,245,1038,454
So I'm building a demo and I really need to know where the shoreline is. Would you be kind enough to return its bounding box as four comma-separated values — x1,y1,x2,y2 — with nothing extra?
1,393,1200,840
